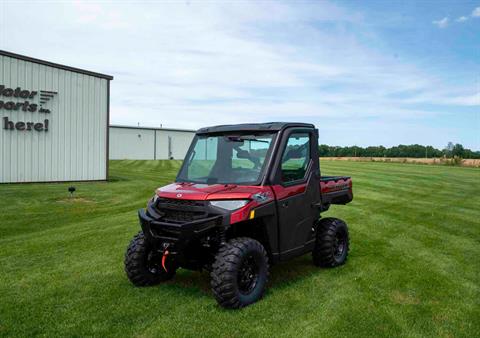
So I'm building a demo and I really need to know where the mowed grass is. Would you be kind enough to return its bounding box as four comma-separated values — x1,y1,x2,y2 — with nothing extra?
0,160,479,337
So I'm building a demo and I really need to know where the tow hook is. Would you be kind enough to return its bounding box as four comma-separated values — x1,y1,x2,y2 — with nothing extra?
161,243,170,272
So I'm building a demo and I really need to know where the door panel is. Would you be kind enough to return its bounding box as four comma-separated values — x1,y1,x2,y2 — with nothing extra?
271,183,306,200
273,130,320,258
276,172,319,256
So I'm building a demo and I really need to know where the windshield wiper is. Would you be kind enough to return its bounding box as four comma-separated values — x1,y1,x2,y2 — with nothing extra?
226,136,269,143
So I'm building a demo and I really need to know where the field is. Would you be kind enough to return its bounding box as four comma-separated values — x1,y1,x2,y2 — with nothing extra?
1,160,479,337
322,156,480,167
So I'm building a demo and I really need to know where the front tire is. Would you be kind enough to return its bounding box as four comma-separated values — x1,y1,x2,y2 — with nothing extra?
211,237,269,309
124,231,176,286
312,218,349,267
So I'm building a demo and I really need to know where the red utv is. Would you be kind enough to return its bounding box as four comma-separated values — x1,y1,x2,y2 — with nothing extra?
125,122,353,309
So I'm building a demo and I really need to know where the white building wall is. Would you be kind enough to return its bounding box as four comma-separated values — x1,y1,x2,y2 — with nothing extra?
155,129,195,160
0,52,110,183
154,129,169,160
109,127,155,160
109,126,195,160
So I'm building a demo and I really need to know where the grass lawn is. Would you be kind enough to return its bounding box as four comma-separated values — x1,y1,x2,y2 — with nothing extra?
1,160,479,337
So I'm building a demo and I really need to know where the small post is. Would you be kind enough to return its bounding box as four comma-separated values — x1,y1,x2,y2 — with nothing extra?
68,186,76,198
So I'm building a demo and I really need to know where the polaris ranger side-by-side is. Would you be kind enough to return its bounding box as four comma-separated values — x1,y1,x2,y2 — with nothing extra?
125,122,353,309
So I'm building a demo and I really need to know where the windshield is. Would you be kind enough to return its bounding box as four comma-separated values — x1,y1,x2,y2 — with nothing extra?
177,132,276,185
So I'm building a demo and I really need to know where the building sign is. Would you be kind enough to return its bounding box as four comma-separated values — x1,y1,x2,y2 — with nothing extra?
0,85,56,132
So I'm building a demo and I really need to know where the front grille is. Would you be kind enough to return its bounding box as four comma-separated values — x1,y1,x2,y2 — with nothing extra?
157,198,204,207
162,209,201,222
154,198,208,223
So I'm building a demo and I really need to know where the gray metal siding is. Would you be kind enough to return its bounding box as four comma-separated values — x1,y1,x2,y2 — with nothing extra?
109,127,195,160
109,128,155,160
0,55,108,183
155,130,194,160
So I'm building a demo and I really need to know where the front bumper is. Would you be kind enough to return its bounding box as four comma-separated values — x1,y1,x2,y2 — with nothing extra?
139,208,223,245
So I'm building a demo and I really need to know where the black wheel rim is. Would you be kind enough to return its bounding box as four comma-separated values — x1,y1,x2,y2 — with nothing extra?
237,254,259,295
333,230,347,259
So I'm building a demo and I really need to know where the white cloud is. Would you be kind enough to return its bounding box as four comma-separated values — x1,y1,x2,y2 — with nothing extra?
402,91,480,107
472,7,480,17
0,1,477,148
432,17,449,28
456,16,468,22
442,92,480,106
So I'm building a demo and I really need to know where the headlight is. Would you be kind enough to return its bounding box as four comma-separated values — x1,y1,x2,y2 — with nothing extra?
209,200,249,210
151,194,159,203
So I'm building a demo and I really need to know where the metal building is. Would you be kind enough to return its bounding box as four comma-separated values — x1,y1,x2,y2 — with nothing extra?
0,50,112,183
109,125,195,160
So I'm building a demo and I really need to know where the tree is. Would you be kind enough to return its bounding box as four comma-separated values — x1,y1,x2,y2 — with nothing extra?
318,143,479,159
444,142,454,158
452,144,465,158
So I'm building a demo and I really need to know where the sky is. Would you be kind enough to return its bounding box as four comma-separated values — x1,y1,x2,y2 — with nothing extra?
0,0,479,150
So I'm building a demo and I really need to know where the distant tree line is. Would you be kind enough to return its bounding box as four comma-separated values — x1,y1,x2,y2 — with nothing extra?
318,142,480,159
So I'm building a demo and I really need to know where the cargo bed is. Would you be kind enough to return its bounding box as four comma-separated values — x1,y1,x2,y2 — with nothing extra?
320,176,353,206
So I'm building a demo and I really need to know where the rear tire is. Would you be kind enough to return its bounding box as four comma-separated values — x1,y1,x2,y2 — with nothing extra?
312,218,349,267
124,231,176,286
211,237,269,309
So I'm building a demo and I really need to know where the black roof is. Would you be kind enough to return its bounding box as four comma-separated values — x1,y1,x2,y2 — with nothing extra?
0,50,113,80
197,122,315,134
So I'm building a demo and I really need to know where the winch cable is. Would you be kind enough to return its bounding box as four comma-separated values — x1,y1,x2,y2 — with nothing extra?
161,250,170,272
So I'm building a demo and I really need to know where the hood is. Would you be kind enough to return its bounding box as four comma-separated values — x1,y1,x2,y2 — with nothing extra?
156,182,271,201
